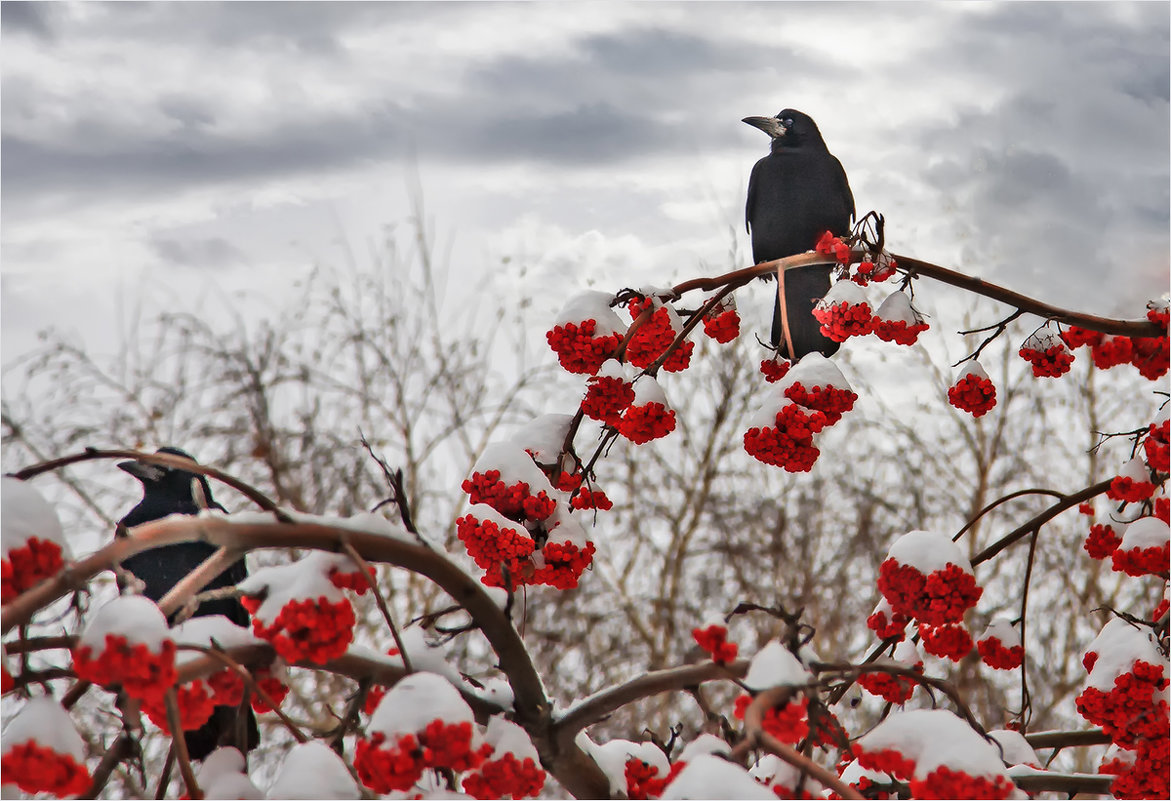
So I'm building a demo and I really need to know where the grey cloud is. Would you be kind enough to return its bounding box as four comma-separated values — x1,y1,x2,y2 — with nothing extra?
150,236,246,269
1,1,55,39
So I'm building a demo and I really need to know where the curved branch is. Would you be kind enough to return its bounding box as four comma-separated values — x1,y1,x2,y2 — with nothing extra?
554,660,747,746
1023,728,1110,748
971,479,1112,565
952,488,1066,543
8,448,290,519
757,732,864,801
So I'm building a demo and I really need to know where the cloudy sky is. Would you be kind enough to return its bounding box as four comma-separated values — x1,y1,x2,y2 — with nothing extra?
2,1,1168,364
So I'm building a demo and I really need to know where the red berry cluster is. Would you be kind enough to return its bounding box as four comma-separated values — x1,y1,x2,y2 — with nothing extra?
812,299,875,342
743,403,827,472
733,693,809,744
570,488,613,511
759,358,791,383
782,381,858,424
1076,661,1169,747
1,740,91,797
456,513,536,590
462,470,556,522
328,565,373,595
617,401,677,444
206,668,245,708
850,259,897,286
1084,523,1123,559
1148,301,1170,329
624,757,669,800
702,308,741,343
626,297,693,372
1111,539,1169,577
142,679,215,734
250,667,289,713
1101,737,1169,799
356,719,484,794
815,231,851,263
691,624,738,664
582,373,636,426
866,606,910,641
463,751,547,799
1144,418,1169,473
854,746,915,781
1019,339,1075,378
546,320,623,375
918,622,974,661
873,318,928,346
1,537,66,604
857,667,918,704
877,559,983,627
72,635,177,703
909,765,1015,799
1062,327,1170,380
241,595,356,664
1109,475,1157,503
977,635,1024,670
531,539,596,590
948,371,997,417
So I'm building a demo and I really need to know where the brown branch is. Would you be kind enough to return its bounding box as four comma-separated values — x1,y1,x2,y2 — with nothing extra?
1024,728,1110,748
8,448,291,519
1011,772,1114,794
340,539,413,673
85,732,134,799
952,488,1066,543
554,660,747,746
157,545,247,622
972,479,1112,565
164,689,201,800
2,634,77,654
757,732,864,801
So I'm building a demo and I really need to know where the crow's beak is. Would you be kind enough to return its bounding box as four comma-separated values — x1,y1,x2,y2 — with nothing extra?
742,116,786,139
117,460,166,483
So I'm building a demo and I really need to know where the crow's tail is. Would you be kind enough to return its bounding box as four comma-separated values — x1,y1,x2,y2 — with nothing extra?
771,263,840,360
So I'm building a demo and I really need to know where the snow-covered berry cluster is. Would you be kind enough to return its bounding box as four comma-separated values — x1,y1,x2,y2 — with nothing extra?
582,360,637,426
71,596,177,704
876,531,982,662
1,478,71,604
1060,316,1170,381
976,619,1024,670
1,697,91,797
546,291,627,375
1108,518,1169,578
853,709,1015,800
743,353,855,472
1019,329,1075,378
871,291,929,345
625,295,693,373
702,298,741,344
759,357,792,383
812,281,874,342
1108,456,1158,504
616,375,677,444
867,598,911,642
857,641,923,704
948,360,997,417
815,231,851,264
237,551,359,665
848,255,898,286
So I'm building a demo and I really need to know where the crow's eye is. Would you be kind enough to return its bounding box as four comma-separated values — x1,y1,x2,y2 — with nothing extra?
781,117,794,128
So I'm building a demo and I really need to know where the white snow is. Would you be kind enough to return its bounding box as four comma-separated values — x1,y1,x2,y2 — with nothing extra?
742,640,811,692
979,619,1021,649
195,747,263,799
471,441,555,494
749,754,824,795
80,595,171,650
630,374,669,408
553,290,626,337
266,741,361,799
1021,329,1063,352
746,397,799,431
368,671,476,742
661,753,775,800
1082,617,1166,691
1116,456,1154,484
170,615,264,666
1,696,87,760
594,358,637,384
481,715,540,762
676,734,730,762
955,360,991,382
2,477,69,558
1119,517,1168,551
886,530,975,576
987,729,1040,768
775,351,852,393
510,414,576,466
817,280,867,308
587,737,670,796
874,291,921,325
892,638,923,667
221,509,410,542
838,759,895,797
236,551,350,625
543,504,591,548
856,709,1015,784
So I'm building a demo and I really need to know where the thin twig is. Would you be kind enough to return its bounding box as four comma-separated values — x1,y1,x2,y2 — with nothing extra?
85,732,134,798
952,488,1066,543
341,539,413,673
1017,529,1040,727
164,689,201,800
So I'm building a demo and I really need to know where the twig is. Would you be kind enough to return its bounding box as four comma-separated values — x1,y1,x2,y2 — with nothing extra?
756,732,864,800
154,744,174,800
329,678,373,752
2,634,77,654
954,310,1025,365
972,479,1113,565
84,732,134,798
359,433,418,535
952,488,1065,543
1017,530,1039,727
164,689,202,800
340,539,413,673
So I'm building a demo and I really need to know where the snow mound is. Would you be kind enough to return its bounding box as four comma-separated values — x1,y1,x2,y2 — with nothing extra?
80,595,171,650
743,640,811,691
661,753,774,799
2,477,69,557
267,741,361,799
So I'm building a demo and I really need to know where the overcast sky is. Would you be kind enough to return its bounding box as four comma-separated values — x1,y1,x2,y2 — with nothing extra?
2,1,1168,364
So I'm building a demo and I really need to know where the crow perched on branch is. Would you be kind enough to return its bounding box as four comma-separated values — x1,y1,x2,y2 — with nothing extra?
117,446,258,761
744,108,855,360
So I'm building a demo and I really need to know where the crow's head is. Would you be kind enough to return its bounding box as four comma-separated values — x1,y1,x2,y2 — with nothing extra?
118,447,215,508
742,109,827,150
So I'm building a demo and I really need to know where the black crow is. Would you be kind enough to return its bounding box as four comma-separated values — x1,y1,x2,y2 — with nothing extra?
744,109,855,360
118,447,258,760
